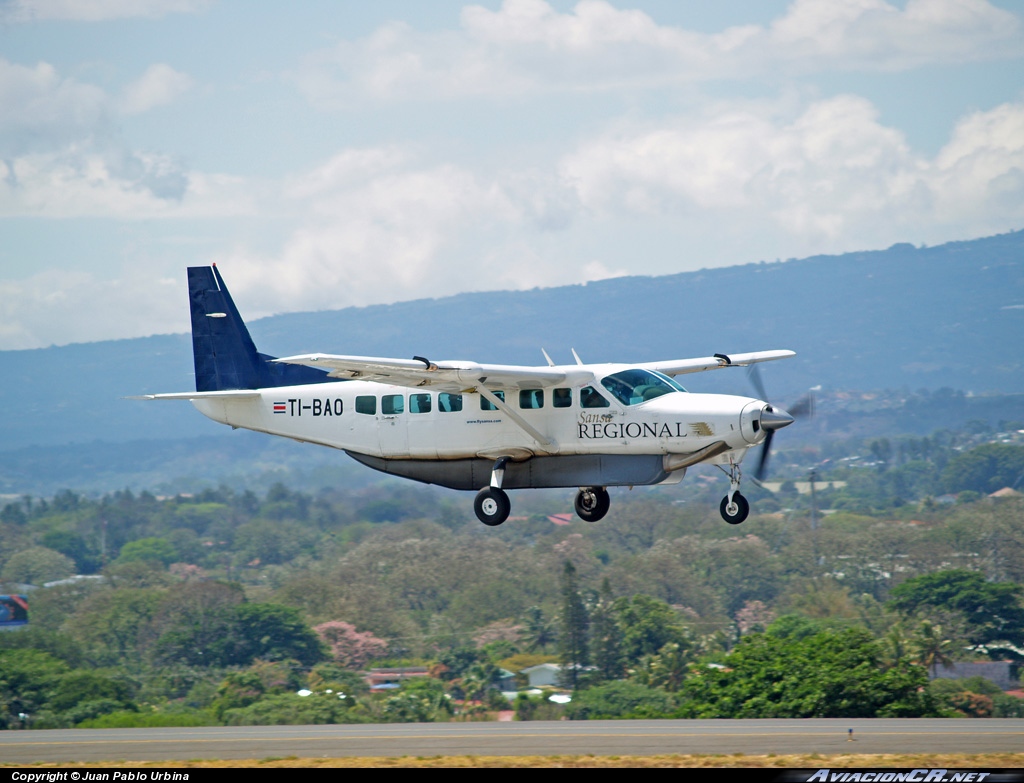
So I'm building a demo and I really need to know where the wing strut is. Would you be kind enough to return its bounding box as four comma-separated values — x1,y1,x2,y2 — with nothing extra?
476,387,556,450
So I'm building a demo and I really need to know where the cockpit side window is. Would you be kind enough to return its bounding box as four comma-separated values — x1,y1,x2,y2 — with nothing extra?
600,369,683,406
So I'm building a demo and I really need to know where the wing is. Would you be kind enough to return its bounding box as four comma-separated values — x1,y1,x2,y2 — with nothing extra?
641,349,795,377
273,353,568,392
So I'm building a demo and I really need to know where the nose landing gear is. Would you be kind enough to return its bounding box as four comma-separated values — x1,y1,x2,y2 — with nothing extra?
718,462,750,524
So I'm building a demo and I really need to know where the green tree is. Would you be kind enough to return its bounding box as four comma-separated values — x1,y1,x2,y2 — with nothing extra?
1,547,75,585
115,537,178,567
911,620,955,677
641,641,692,692
941,443,1024,495
678,628,938,718
151,582,245,666
888,569,1024,648
0,649,68,728
612,594,688,668
564,680,675,720
558,560,589,690
64,588,164,665
522,606,557,653
227,603,325,666
590,579,625,682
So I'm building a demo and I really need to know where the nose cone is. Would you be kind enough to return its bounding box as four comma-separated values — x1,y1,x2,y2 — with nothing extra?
760,407,795,431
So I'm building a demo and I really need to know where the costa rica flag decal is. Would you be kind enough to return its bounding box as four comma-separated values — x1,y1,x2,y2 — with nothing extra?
273,401,287,414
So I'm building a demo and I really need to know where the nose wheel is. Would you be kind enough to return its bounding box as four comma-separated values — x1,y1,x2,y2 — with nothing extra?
720,492,749,524
718,462,750,524
574,486,610,522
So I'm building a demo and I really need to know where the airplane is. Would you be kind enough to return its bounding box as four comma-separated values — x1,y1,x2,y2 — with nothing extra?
135,265,809,527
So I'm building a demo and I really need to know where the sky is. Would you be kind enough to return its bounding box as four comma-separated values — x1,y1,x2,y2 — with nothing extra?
0,0,1022,350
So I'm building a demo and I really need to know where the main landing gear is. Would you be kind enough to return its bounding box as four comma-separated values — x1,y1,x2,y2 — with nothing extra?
475,456,512,526
574,486,610,522
473,457,613,526
718,462,749,524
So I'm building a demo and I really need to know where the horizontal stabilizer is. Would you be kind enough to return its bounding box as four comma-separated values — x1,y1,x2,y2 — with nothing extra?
126,390,262,401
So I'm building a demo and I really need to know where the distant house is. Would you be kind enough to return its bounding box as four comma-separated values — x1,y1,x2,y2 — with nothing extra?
495,668,517,691
520,663,562,687
929,661,1015,691
519,662,594,688
364,667,430,689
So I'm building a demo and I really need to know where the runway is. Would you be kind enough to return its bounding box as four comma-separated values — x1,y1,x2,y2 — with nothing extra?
1,719,1022,764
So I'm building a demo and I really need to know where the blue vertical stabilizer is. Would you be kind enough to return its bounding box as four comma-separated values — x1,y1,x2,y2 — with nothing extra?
187,266,332,391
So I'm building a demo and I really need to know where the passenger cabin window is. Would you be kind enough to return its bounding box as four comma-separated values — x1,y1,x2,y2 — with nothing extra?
480,390,505,411
519,389,544,409
601,369,685,406
410,393,432,414
580,386,610,408
439,393,462,412
381,394,404,415
553,388,572,408
356,395,376,415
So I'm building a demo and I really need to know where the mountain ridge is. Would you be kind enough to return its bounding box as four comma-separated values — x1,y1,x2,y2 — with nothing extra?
2,228,1021,450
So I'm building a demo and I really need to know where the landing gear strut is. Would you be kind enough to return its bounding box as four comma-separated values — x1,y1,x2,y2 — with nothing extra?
718,462,749,525
575,486,610,522
475,457,512,526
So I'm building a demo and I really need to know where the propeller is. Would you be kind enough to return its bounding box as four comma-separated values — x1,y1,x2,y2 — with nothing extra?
746,364,815,481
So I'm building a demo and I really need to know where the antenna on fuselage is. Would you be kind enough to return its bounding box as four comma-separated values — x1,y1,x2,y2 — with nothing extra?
541,348,555,367
571,348,584,365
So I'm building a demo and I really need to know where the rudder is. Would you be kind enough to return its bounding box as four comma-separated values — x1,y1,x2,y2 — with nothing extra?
187,265,331,391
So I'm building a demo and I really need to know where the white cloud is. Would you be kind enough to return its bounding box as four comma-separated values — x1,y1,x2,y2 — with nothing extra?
559,95,1024,250
0,150,265,218
0,269,186,349
119,64,193,115
0,59,227,216
1,0,209,22
0,59,109,156
221,152,521,316
294,0,1023,105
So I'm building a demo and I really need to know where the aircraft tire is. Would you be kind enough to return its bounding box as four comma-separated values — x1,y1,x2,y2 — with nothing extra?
720,493,749,524
474,487,511,526
575,486,610,522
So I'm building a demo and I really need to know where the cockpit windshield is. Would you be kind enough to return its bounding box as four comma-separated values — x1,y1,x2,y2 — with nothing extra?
600,369,686,406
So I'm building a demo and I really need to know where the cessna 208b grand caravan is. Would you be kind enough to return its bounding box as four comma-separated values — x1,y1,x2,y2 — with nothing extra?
137,266,808,526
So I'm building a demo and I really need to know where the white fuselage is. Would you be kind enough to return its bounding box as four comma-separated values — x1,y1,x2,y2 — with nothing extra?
191,373,767,466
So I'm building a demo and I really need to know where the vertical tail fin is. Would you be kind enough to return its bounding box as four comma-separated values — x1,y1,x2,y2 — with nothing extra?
187,265,331,391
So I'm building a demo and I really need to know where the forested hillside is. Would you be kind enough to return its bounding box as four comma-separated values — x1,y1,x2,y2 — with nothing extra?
2,428,1022,727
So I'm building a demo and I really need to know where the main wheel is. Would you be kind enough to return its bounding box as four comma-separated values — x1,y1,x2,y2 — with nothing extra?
575,486,610,522
474,487,511,526
720,492,750,524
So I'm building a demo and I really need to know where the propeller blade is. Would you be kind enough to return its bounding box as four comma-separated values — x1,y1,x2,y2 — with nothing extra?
746,363,769,402
788,393,816,420
755,429,775,480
